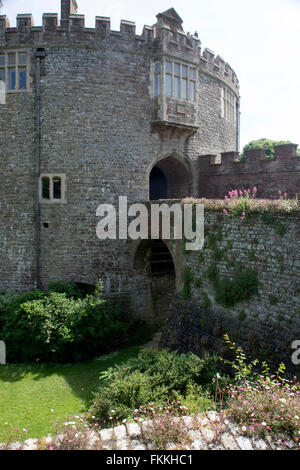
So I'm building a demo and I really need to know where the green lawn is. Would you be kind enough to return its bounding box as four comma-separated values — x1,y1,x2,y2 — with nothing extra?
0,346,140,442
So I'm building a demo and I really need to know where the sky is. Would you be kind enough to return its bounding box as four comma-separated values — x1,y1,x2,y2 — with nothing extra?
1,0,300,149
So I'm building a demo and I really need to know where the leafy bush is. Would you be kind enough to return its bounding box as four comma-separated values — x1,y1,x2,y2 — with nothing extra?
0,289,18,329
240,138,298,160
1,280,150,362
173,382,212,413
222,335,300,442
214,268,259,308
90,349,217,426
48,280,84,299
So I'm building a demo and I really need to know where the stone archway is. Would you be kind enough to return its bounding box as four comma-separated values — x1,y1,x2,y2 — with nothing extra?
133,239,176,327
148,152,195,200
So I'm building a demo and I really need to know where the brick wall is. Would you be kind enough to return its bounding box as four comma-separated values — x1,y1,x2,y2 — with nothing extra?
198,144,300,199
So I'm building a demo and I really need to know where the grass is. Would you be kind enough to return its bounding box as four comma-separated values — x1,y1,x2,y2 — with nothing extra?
0,346,140,442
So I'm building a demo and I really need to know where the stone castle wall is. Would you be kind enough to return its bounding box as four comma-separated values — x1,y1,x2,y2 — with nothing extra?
160,209,300,371
0,3,239,292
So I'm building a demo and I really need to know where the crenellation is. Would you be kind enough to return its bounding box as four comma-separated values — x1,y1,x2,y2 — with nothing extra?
0,9,239,99
221,151,240,167
244,147,266,161
95,16,111,38
0,14,9,30
142,25,153,42
42,14,58,33
198,144,300,198
69,14,85,32
214,55,225,70
202,47,215,63
120,20,136,37
274,143,298,159
16,13,34,32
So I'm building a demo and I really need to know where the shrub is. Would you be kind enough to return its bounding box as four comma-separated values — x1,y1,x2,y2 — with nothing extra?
90,349,217,426
48,280,84,299
214,268,259,307
0,289,18,329
222,334,300,443
240,138,297,160
173,382,213,413
1,280,149,362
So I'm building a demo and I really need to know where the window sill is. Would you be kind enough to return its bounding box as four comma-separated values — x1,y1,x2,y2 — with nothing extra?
39,199,67,204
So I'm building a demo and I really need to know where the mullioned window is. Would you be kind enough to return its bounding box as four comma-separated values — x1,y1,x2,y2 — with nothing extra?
154,59,196,102
0,51,30,92
40,174,66,203
221,86,236,124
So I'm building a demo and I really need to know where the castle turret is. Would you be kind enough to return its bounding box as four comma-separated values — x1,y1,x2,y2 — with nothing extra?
61,0,78,28
155,8,184,32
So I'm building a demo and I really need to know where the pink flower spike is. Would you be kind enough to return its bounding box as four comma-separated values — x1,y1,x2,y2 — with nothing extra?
239,190,243,196
278,190,282,195
223,209,228,214
253,186,257,193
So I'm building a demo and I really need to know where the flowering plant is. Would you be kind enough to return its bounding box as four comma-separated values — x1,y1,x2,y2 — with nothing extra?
278,191,299,212
223,187,257,220
221,334,300,444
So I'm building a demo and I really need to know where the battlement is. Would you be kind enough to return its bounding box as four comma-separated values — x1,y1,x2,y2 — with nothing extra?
198,143,299,173
0,5,239,93
197,144,300,199
200,48,239,91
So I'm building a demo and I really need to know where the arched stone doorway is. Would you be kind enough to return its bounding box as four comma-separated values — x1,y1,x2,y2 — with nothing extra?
133,239,176,327
149,166,167,200
148,154,193,200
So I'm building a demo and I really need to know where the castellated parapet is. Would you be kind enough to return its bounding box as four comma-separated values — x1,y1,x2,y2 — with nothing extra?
198,143,300,198
0,8,239,92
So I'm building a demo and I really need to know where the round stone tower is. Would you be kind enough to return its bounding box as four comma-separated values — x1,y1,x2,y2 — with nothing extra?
0,1,240,323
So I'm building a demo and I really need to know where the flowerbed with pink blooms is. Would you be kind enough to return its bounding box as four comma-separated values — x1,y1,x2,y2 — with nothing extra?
228,378,300,442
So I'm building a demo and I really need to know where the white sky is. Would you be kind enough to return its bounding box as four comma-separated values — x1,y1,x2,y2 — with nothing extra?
2,0,300,149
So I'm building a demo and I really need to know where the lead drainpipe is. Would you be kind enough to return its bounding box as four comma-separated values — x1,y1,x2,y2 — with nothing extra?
34,48,46,289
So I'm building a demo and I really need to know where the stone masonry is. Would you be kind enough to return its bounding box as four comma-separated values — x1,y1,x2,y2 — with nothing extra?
0,2,299,367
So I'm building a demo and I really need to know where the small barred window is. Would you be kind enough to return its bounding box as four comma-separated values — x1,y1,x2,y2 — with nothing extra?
40,174,66,203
